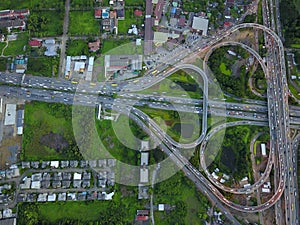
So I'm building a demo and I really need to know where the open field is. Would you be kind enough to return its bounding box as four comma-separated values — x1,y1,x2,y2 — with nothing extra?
69,11,100,36
22,101,79,161
18,189,145,224
4,32,29,56
0,0,64,10
27,57,60,77
66,39,89,56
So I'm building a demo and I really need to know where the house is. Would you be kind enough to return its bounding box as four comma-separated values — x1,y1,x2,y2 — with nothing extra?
29,39,42,47
116,8,124,20
47,193,56,202
102,8,109,19
134,9,143,17
94,9,102,19
178,16,186,27
88,39,100,52
44,39,58,56
0,19,26,32
50,161,59,168
14,57,27,74
192,17,209,36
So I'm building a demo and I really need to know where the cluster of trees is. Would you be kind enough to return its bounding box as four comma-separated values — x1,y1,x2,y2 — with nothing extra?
280,0,300,46
27,15,48,33
208,46,260,99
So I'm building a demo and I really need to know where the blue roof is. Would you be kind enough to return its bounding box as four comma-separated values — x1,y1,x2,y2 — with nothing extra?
171,7,176,14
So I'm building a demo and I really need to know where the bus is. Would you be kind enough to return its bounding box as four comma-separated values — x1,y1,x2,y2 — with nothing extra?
133,79,139,83
71,81,78,84
111,83,118,87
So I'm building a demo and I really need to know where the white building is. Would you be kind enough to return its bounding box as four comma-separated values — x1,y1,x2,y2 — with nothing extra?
261,143,266,156
192,17,209,36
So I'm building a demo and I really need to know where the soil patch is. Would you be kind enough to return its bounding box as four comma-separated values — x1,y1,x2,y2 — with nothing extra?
40,132,69,151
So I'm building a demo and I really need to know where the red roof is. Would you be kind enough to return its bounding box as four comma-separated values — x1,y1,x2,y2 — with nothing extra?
136,216,148,221
29,39,41,47
94,9,102,18
224,22,231,26
134,9,143,17
179,17,185,27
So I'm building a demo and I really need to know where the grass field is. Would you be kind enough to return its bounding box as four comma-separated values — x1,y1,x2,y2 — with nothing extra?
28,11,64,37
219,62,232,75
66,39,89,56
18,190,145,224
69,11,100,36
4,32,29,56
0,0,64,10
101,39,135,54
27,57,60,77
291,43,300,49
70,0,94,8
22,101,76,161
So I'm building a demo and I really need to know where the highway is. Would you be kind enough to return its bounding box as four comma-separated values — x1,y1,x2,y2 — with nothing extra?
0,21,297,221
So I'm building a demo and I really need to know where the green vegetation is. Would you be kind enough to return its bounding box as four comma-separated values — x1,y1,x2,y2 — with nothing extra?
207,125,269,181
70,0,94,8
125,0,145,7
208,46,263,99
69,11,100,36
139,107,201,143
66,39,89,56
4,32,29,56
280,0,300,46
219,62,232,75
0,58,7,71
17,188,145,225
257,0,263,24
154,171,210,224
244,14,256,23
27,57,60,77
118,8,144,34
182,0,211,12
253,66,267,94
0,0,64,10
22,101,81,161
101,39,141,54
291,44,300,49
95,114,147,166
27,11,63,37
138,69,203,99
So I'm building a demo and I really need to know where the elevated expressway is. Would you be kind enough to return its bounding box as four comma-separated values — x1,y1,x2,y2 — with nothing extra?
0,23,295,216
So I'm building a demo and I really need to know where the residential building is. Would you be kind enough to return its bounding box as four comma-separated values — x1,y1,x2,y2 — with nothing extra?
88,39,100,52
94,9,102,19
29,39,42,47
